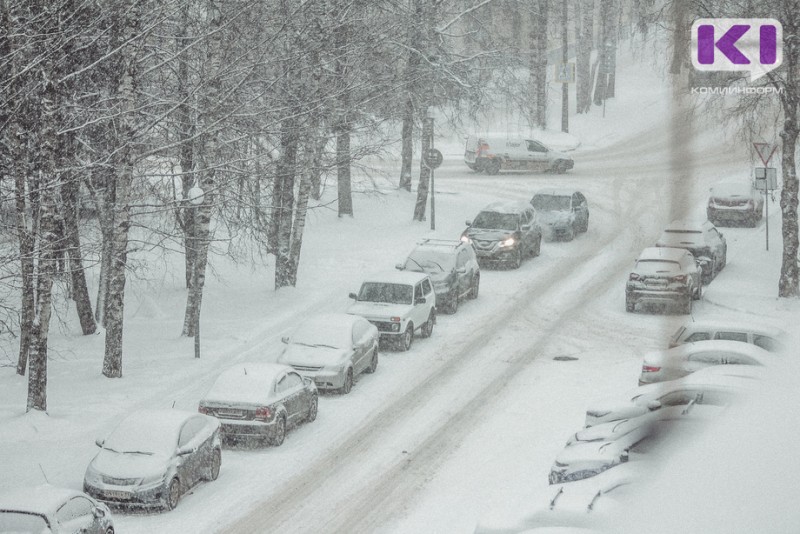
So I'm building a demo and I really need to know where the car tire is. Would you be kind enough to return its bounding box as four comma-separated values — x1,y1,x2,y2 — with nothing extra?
565,226,575,241
163,478,181,511
341,368,354,394
692,283,702,301
468,275,479,299
365,348,378,374
702,259,716,284
580,217,589,233
445,290,459,314
532,235,541,257
204,448,221,481
718,250,727,272
485,159,501,175
420,311,435,338
625,299,635,312
510,248,522,269
399,324,413,351
307,395,318,422
271,415,286,446
554,160,568,174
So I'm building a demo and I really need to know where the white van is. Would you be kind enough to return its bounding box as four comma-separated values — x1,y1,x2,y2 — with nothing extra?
464,135,574,175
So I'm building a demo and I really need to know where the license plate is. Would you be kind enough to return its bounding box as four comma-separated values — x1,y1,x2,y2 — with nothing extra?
104,490,132,500
216,409,243,417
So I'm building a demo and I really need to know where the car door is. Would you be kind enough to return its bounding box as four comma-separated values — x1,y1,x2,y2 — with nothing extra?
706,226,725,263
55,496,103,534
686,350,725,374
177,417,204,487
351,320,369,373
573,192,588,228
455,248,471,297
283,372,307,424
520,209,536,251
526,140,549,171
413,282,426,327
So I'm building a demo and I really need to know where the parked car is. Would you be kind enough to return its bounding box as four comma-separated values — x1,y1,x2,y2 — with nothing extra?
668,318,788,351
707,181,764,227
464,134,574,175
530,188,589,241
625,247,702,314
199,363,318,446
584,365,761,427
546,461,641,514
461,201,542,269
348,271,436,351
396,238,480,314
84,409,221,511
638,339,775,385
655,219,727,283
566,417,654,448
549,438,631,485
277,313,379,394
0,485,114,533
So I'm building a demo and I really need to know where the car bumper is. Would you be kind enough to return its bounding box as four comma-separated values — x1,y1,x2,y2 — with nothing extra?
217,418,279,440
296,368,346,390
84,480,168,507
544,224,573,239
626,288,690,305
474,247,519,263
708,208,755,220
549,464,616,485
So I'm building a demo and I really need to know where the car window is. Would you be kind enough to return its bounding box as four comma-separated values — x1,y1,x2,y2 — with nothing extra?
276,374,289,394
472,211,519,230
672,326,686,343
688,351,723,364
659,390,697,406
527,140,546,152
725,354,758,365
414,283,423,301
457,248,469,267
56,496,95,525
577,192,586,204
697,389,733,406
714,331,748,343
286,372,304,389
422,279,433,294
179,416,206,447
684,332,711,343
352,321,368,344
753,335,778,351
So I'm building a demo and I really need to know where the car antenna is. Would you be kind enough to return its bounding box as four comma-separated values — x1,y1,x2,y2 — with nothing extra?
244,367,248,375
549,487,564,509
172,400,176,408
38,463,50,484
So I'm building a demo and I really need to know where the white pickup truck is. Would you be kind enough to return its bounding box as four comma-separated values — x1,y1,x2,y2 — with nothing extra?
347,271,436,351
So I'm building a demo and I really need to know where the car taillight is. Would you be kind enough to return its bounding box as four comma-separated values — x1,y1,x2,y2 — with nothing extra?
198,406,209,415
255,406,272,421
390,316,401,322
629,273,641,281
642,365,661,373
670,274,687,283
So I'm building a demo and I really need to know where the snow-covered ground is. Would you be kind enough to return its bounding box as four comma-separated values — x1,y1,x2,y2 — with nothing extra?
1,35,798,534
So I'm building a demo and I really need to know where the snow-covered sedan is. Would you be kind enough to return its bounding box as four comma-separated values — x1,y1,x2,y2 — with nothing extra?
549,439,631,485
277,313,379,394
639,340,776,385
84,409,221,511
0,485,114,533
199,363,318,446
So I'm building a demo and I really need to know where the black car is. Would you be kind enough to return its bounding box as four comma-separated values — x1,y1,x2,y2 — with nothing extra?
461,201,543,269
396,238,480,314
655,219,727,284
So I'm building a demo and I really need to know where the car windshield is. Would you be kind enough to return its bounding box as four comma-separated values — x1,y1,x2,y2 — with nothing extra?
710,183,751,197
0,511,50,532
635,260,682,274
292,322,351,349
532,195,571,211
471,211,518,230
358,282,413,305
660,230,703,245
405,250,455,273
104,418,179,456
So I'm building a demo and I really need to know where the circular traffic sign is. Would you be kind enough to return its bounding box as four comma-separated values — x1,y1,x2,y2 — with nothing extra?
423,148,443,169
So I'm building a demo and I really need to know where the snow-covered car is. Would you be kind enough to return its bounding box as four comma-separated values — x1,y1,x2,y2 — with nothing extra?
277,313,379,394
667,318,787,351
199,363,318,446
531,188,589,241
639,340,775,385
464,134,575,175
707,182,764,227
461,201,542,269
348,271,436,351
625,247,702,314
396,238,480,314
566,417,654,448
84,409,221,511
584,365,761,427
0,485,114,533
546,461,642,514
549,439,631,485
655,219,727,283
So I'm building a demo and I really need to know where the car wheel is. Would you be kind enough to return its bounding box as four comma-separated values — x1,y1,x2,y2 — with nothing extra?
205,448,221,481
580,217,589,233
554,161,568,174
565,226,575,241
365,348,378,374
271,415,286,446
485,159,501,175
509,248,522,269
532,235,541,257
468,275,479,299
702,259,715,284
420,311,435,338
625,294,636,312
693,283,702,301
399,324,413,351
718,251,727,272
106,528,114,534
307,395,318,422
446,290,459,314
163,478,181,511
341,368,354,394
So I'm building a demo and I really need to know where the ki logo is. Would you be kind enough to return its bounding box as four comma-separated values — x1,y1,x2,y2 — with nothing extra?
691,19,782,81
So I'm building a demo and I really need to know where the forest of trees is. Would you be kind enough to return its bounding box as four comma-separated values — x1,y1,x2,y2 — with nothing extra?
1,0,796,412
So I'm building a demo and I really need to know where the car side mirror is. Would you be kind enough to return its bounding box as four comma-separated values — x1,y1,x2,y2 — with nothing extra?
417,297,426,304
395,263,404,270
95,438,104,448
521,224,531,231
465,220,472,226
456,267,467,274
176,445,196,456
348,292,358,300
92,507,104,519
281,336,289,344
646,400,662,411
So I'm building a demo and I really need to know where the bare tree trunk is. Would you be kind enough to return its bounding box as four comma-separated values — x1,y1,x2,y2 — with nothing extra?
88,173,115,327
275,117,298,289
61,175,96,335
529,0,549,128
778,115,799,297
176,0,196,290
14,158,35,377
399,0,423,191
288,166,312,287
335,11,353,217
576,0,594,113
399,98,414,191
413,110,432,221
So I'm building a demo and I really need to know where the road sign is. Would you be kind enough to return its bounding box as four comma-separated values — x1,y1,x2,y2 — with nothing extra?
555,62,575,83
423,148,443,169
755,167,778,190
753,142,777,166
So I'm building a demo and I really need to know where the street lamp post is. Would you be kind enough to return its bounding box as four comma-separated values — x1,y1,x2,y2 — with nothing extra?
187,184,204,358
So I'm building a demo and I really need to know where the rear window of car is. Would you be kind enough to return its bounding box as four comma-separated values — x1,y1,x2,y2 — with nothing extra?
684,331,711,343
754,335,779,351
531,195,571,211
635,260,682,274
714,331,748,343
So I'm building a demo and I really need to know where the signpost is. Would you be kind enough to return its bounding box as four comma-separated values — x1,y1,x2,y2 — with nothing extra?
753,142,778,251
423,147,443,231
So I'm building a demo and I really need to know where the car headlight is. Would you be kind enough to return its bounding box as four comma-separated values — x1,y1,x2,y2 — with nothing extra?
139,472,167,488
391,322,400,332
498,237,515,248
460,235,471,244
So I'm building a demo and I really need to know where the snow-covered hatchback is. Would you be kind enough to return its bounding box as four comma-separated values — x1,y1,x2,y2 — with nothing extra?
348,271,436,351
626,247,702,314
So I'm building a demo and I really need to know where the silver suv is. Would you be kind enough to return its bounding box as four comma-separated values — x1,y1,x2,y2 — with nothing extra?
461,201,543,269
348,271,436,351
396,239,480,314
531,188,590,241
626,247,702,314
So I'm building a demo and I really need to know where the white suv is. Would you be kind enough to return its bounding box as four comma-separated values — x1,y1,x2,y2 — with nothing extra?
348,271,436,351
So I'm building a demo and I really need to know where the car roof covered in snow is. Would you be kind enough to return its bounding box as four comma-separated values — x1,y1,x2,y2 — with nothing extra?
710,181,753,195
651,339,775,362
361,270,430,285
533,188,578,197
638,246,691,262
662,219,713,232
675,318,788,339
297,313,364,331
204,363,293,404
0,485,87,516
479,200,532,215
